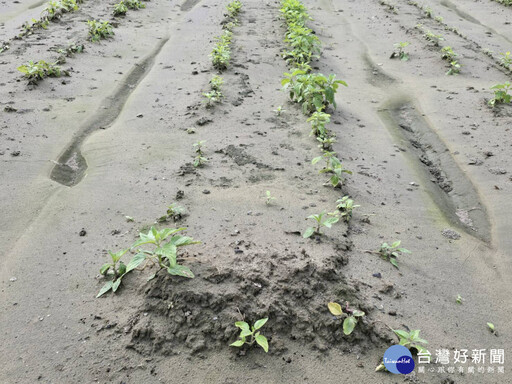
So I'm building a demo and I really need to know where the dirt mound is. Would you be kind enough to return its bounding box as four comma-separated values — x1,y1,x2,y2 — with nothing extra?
122,240,390,357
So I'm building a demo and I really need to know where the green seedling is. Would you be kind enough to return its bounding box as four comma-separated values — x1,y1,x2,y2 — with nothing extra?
393,329,428,354
0,42,9,54
113,1,128,15
456,294,463,304
193,140,208,167
312,151,352,188
158,203,186,222
487,322,496,335
307,111,330,138
488,82,512,107
499,51,511,68
446,60,461,75
317,135,336,151
274,105,285,116
97,226,200,297
303,211,339,238
17,60,66,84
328,302,365,335
230,318,269,352
87,20,114,42
441,46,457,61
423,30,444,46
125,0,145,9
42,0,79,21
424,6,433,18
282,70,347,114
56,42,84,57
211,30,232,70
435,16,443,23
203,75,224,107
209,75,224,91
336,196,360,223
263,190,275,205
379,0,398,14
378,240,411,268
226,0,242,18
390,42,410,61
125,215,134,222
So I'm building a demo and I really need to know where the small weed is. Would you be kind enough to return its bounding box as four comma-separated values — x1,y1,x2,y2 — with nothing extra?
336,196,359,223
230,318,269,352
193,140,208,167
303,211,339,238
378,240,411,268
488,82,511,107
393,329,428,353
263,190,275,205
87,20,114,42
328,302,365,335
390,42,410,61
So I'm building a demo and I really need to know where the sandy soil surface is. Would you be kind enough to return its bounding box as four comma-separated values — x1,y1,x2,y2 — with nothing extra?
1,0,511,383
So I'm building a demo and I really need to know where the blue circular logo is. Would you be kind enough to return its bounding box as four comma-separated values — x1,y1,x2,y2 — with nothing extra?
383,345,415,374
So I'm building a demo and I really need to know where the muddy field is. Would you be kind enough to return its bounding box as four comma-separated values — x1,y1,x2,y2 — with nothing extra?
1,0,511,383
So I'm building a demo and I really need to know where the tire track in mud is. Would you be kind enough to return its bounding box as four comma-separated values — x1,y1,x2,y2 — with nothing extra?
49,36,169,187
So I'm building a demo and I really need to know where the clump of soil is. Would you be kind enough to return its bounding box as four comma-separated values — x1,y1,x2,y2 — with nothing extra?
121,240,391,357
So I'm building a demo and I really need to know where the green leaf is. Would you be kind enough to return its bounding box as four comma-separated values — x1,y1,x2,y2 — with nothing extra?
398,248,411,254
240,329,253,338
96,280,114,298
125,253,146,273
167,264,194,278
343,316,357,335
303,227,315,238
171,235,200,247
100,263,111,275
487,322,495,332
393,329,410,339
253,318,268,330
390,258,399,268
230,339,245,347
323,217,339,227
391,240,401,248
255,334,269,352
235,321,250,331
112,278,122,292
352,310,365,317
328,302,343,316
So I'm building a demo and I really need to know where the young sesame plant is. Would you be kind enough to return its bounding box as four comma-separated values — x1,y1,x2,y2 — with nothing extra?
230,318,269,353
303,211,339,238
203,76,224,107
226,0,242,18
488,82,511,107
211,30,232,70
312,151,352,188
42,0,79,22
423,30,444,46
393,329,428,353
487,322,497,335
97,227,200,297
328,302,365,335
317,135,336,151
56,42,84,57
441,46,457,62
158,203,186,223
390,42,410,61
336,196,360,223
125,0,146,10
378,240,411,268
263,190,275,205
87,20,114,42
307,111,330,138
499,51,511,69
17,60,67,84
193,140,208,167
274,105,285,116
446,60,461,76
113,1,128,16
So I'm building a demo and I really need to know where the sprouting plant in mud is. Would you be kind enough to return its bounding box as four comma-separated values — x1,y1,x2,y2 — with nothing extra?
307,111,330,138
263,190,275,205
230,318,269,352
87,20,114,42
113,1,128,16
435,16,443,23
303,211,339,238
97,227,200,297
488,82,512,107
328,302,365,335
446,60,461,76
125,0,145,10
274,105,285,116
487,322,497,335
499,51,511,69
377,240,411,268
226,0,242,18
312,151,352,188
17,60,67,84
281,70,347,114
42,0,79,21
56,42,84,57
390,42,410,61
393,329,428,353
211,30,232,70
317,135,336,151
203,75,224,107
158,203,186,223
193,140,208,167
336,196,360,223
441,46,457,62
423,30,444,46
424,6,433,18
456,294,463,304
